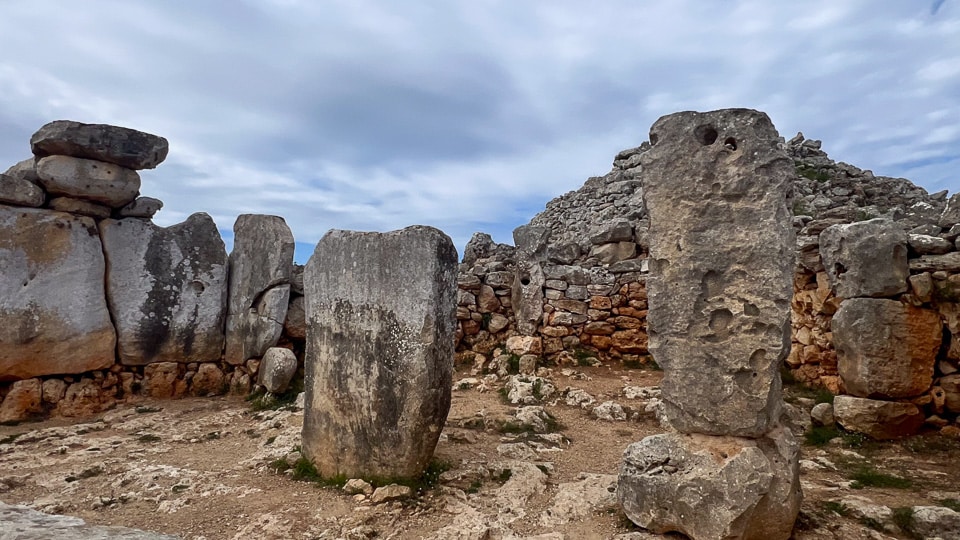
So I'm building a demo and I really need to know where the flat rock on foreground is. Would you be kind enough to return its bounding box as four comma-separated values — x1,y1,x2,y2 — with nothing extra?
0,502,176,539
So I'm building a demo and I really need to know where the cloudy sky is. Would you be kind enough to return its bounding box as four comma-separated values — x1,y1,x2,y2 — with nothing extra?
1,1,957,263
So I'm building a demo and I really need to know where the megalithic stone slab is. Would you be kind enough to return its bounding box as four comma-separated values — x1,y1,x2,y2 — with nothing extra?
30,120,169,170
0,206,115,380
302,226,458,480
819,219,909,298
224,215,294,365
36,155,140,208
641,109,795,437
99,214,228,365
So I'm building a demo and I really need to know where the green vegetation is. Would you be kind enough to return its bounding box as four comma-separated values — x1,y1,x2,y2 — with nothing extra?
848,465,912,490
859,516,886,532
466,479,483,494
938,499,960,512
246,377,304,411
495,468,513,483
623,355,660,371
137,433,162,443
821,500,849,516
892,507,922,540
269,455,451,495
506,354,521,374
804,425,839,447
796,164,831,183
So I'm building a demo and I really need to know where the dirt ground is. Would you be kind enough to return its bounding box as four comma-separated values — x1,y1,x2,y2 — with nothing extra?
1,363,959,539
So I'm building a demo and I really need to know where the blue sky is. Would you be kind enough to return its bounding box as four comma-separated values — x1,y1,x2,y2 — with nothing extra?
1,1,957,264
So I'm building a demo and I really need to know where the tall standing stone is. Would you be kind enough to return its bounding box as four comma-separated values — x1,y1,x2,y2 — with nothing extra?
224,215,294,366
302,226,457,480
99,213,228,365
511,224,550,336
0,207,115,380
618,109,800,539
641,109,794,437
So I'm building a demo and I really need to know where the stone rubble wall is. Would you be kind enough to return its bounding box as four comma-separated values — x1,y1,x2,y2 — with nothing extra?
0,121,305,423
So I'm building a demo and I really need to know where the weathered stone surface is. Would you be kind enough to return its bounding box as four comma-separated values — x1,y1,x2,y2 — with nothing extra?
189,363,226,396
540,473,618,526
910,506,960,539
832,298,940,399
819,219,908,298
142,362,180,399
909,233,954,255
42,378,67,404
833,395,924,439
283,296,306,339
117,196,163,218
302,226,457,479
0,378,43,423
57,378,114,417
641,109,794,437
31,120,169,170
224,214,294,365
3,158,41,184
0,172,44,207
370,484,412,504
36,156,140,208
810,402,835,427
618,427,801,540
512,259,545,336
100,214,228,365
0,207,115,380
910,252,960,273
590,241,637,264
590,221,634,244
48,197,111,218
259,347,298,394
506,336,542,356
940,374,960,414
0,501,178,539
940,193,960,228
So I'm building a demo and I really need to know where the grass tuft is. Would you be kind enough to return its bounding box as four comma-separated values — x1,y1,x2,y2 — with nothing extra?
892,507,922,540
821,500,849,516
805,425,839,447
848,466,912,490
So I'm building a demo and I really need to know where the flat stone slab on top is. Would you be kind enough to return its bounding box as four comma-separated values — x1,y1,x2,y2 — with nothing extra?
31,120,169,170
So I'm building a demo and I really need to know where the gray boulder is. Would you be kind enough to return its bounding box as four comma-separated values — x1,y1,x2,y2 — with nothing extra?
618,427,801,540
832,298,941,399
36,155,140,208
910,506,960,539
3,158,41,184
259,347,298,394
0,173,44,207
0,207,115,379
0,501,177,539
302,226,457,480
48,197,111,218
283,296,306,339
819,219,908,298
511,259,545,335
117,196,163,218
30,120,169,170
224,214,294,365
99,214,228,365
833,395,924,439
641,109,794,437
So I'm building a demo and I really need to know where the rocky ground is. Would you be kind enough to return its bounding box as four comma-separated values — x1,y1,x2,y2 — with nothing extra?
1,363,959,540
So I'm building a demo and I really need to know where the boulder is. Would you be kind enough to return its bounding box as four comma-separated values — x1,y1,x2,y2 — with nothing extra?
99,214,228,365
506,336,542,356
511,259,545,336
30,120,169,170
0,379,43,423
590,241,637,264
940,374,960,414
48,197,111,219
190,363,226,396
283,296,306,340
910,506,960,539
540,473,618,526
0,207,115,380
589,221,634,244
641,109,794,437
940,193,960,228
0,173,44,207
142,362,180,399
57,378,114,417
3,158,41,185
36,156,140,208
819,219,908,298
908,234,954,255
618,427,801,540
259,347,298,394
0,501,178,539
832,298,940,399
224,215,294,365
833,395,924,439
302,226,457,480
810,402,835,426
117,196,163,218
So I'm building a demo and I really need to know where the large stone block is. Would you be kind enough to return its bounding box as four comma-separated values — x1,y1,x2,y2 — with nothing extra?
99,214,228,365
833,395,924,440
224,215,294,365
819,219,908,298
618,427,801,540
641,109,795,437
832,298,940,399
302,226,457,480
0,207,115,380
36,155,140,208
30,120,169,170
0,173,44,208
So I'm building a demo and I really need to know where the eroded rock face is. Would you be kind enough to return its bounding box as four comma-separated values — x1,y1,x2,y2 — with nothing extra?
833,395,924,439
819,219,909,299
302,226,457,480
617,428,801,540
100,214,228,365
224,215,294,366
0,173,44,207
30,120,169,170
259,347,298,394
0,207,115,380
832,298,941,399
641,109,794,437
512,225,550,336
36,156,140,208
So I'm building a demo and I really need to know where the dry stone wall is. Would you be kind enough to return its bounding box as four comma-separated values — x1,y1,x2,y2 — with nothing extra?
0,121,305,422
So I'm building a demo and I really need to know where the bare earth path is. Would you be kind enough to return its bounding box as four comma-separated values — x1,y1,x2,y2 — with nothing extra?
1,364,959,539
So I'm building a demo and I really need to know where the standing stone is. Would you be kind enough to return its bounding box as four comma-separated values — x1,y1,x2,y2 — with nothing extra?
512,224,550,336
30,120,169,170
36,156,140,208
259,347,298,394
302,226,457,480
99,214,228,365
640,109,795,437
0,207,115,380
832,298,941,399
224,215,294,365
819,219,909,298
0,173,44,207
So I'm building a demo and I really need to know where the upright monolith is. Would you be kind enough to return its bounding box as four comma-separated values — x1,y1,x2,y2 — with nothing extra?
618,109,801,539
301,226,457,479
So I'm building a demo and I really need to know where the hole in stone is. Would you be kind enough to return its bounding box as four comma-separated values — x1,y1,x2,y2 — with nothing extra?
694,125,718,145
708,308,733,333
650,132,659,146
190,280,205,295
834,262,847,276
520,276,531,286
711,182,721,195
743,302,760,317
723,137,737,151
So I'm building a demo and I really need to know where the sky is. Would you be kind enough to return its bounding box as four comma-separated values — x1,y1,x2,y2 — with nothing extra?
0,1,958,264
